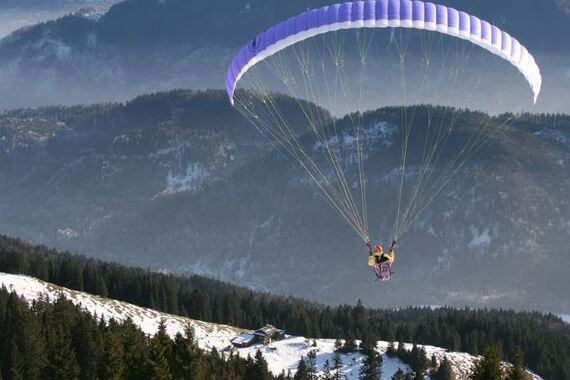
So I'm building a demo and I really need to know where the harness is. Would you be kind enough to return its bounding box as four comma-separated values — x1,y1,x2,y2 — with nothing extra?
367,240,397,282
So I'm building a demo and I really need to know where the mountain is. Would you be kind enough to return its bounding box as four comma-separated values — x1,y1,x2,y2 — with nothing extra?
0,0,117,39
0,89,569,313
0,271,543,379
0,0,569,111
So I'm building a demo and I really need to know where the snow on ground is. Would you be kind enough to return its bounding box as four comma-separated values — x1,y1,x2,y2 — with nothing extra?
560,314,570,324
0,272,542,379
0,272,240,351
237,337,411,379
164,162,209,194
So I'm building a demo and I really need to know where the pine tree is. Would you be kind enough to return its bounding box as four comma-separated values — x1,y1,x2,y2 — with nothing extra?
46,324,81,380
434,356,455,380
5,291,46,380
397,341,407,362
471,345,503,380
148,320,173,380
72,316,100,380
8,341,24,380
430,354,438,373
171,325,200,379
507,347,531,380
413,369,424,380
250,349,271,380
322,359,333,380
386,342,397,357
294,356,309,380
305,350,318,380
334,339,343,352
392,368,406,380
415,346,429,373
342,337,358,353
410,343,419,370
121,318,151,380
359,340,382,380
332,342,344,380
101,330,126,380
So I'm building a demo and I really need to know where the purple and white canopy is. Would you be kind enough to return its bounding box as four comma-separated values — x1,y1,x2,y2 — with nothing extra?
225,0,542,105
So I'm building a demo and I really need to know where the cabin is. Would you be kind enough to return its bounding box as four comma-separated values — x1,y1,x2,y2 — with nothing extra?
230,332,257,348
253,325,286,344
231,325,286,348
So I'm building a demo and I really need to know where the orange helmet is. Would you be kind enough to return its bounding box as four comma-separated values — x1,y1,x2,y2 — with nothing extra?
374,245,384,254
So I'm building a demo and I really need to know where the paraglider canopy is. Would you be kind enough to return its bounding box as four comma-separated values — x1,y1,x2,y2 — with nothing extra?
226,0,541,106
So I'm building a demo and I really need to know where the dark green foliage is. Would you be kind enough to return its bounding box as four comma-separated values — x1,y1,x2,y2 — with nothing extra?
506,347,531,380
0,287,282,380
294,357,309,380
433,356,454,380
332,341,343,380
305,350,318,379
250,350,272,380
322,359,333,380
393,343,429,378
430,354,438,373
359,339,382,380
338,337,359,354
471,345,504,380
101,327,126,380
148,320,172,380
386,342,397,358
293,351,318,380
0,235,569,379
391,368,406,380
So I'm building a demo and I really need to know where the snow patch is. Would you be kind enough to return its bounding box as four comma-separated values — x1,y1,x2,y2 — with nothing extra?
57,228,80,239
164,162,208,193
534,129,569,145
313,121,397,152
468,227,491,248
74,7,108,21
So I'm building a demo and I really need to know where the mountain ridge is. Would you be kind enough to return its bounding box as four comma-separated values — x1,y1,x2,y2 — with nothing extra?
0,90,568,312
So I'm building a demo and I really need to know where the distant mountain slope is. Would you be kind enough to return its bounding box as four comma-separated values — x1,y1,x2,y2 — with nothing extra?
0,0,116,38
0,272,542,379
0,90,568,313
0,0,568,110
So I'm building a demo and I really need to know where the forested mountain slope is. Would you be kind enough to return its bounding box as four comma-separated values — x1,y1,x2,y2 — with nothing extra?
0,90,568,312
0,235,568,378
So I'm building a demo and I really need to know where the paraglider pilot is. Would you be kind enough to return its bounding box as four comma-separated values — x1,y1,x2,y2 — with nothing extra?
367,240,396,281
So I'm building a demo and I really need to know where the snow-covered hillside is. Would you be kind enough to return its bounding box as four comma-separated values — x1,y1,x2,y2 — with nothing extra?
0,272,541,379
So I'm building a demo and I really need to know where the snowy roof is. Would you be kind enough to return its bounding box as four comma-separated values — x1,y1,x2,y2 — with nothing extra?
255,324,284,336
231,333,256,345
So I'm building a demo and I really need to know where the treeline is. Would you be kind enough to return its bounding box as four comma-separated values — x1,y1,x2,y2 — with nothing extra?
0,235,569,379
0,288,282,380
